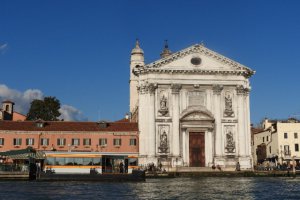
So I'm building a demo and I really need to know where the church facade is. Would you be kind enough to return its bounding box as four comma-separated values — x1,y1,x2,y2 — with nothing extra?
130,41,255,170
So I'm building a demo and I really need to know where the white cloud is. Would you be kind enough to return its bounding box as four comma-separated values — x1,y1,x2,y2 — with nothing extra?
0,84,87,121
59,105,88,121
0,43,8,54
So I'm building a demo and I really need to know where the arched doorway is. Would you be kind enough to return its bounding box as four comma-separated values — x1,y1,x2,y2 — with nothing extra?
180,106,215,167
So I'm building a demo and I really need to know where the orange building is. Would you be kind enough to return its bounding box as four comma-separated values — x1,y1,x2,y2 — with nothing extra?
0,120,139,173
0,120,138,153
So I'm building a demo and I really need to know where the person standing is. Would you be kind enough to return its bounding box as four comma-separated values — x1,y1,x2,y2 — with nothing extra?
119,161,124,173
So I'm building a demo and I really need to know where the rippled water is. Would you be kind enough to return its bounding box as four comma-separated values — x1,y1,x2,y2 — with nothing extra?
0,177,299,200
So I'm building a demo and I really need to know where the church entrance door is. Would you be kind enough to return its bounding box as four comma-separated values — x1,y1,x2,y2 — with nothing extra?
189,132,205,167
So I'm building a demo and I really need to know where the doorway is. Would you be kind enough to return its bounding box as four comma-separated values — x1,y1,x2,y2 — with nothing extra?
189,132,205,167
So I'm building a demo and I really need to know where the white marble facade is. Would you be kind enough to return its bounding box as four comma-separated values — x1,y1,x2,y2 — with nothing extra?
130,41,255,170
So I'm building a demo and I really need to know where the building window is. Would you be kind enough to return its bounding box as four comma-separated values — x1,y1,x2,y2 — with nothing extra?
269,146,271,153
72,138,80,146
295,133,298,139
41,138,49,146
284,145,290,155
295,144,299,152
113,139,121,146
57,138,66,146
284,133,288,139
263,137,264,143
13,138,22,146
130,138,137,146
266,136,269,142
99,138,107,146
26,138,35,146
83,138,91,146
0,138,4,145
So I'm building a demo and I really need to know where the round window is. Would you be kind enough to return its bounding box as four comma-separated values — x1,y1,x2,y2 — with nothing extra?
191,57,201,65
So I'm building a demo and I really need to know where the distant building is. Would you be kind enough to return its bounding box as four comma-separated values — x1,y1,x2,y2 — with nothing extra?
0,100,26,121
130,40,255,170
252,118,300,166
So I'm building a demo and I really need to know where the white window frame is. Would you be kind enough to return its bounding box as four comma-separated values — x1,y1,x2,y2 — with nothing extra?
41,138,49,146
99,138,107,146
130,138,137,146
57,138,66,146
13,138,22,146
26,138,35,146
72,138,80,146
83,138,91,146
113,138,121,146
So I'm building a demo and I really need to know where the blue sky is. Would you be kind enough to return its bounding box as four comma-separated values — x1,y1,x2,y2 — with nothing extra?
1,0,300,124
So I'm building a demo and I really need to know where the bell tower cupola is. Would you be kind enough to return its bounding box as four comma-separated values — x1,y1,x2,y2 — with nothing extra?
130,39,144,118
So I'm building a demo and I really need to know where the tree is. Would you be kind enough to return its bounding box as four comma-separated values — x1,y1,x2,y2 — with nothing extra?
27,96,61,121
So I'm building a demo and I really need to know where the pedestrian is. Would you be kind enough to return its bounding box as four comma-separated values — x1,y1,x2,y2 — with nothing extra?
119,161,124,173
236,162,240,171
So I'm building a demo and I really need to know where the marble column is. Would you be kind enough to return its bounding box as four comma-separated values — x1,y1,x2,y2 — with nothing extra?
171,84,181,157
244,88,251,157
148,83,157,157
213,85,223,157
236,85,246,156
138,84,147,161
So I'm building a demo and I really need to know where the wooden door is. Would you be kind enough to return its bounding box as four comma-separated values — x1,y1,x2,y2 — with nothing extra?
189,132,205,167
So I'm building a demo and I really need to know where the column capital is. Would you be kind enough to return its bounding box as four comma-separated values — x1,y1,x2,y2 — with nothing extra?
212,84,223,95
138,83,157,94
147,83,157,94
171,84,182,94
236,85,250,96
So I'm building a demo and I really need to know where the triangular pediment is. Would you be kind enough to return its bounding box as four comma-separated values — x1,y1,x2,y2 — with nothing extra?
135,44,255,78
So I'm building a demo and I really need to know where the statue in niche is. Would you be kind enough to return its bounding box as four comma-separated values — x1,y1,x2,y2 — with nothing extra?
225,129,235,153
158,95,169,116
158,130,168,153
224,93,234,117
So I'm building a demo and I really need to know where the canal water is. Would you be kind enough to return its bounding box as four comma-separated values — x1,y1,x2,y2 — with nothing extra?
0,177,299,199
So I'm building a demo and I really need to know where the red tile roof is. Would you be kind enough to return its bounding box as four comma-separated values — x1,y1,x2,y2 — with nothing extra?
0,121,138,132
251,127,264,135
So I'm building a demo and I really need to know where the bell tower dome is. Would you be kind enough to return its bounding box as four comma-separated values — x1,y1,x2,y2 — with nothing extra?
130,39,144,118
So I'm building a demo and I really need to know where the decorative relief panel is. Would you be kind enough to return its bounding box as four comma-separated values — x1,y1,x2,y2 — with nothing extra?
224,126,236,153
158,90,169,116
224,91,234,117
158,125,169,154
188,91,206,107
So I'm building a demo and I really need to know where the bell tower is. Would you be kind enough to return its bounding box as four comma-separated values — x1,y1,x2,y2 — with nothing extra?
130,39,144,118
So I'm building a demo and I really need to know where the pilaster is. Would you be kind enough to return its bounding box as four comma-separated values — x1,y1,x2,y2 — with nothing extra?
213,84,223,157
171,84,181,157
148,83,157,157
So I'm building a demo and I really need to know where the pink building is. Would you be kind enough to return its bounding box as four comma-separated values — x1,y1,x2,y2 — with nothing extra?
0,120,138,153
0,120,139,173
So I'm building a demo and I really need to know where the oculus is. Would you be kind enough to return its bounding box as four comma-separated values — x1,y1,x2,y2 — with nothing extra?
191,57,201,65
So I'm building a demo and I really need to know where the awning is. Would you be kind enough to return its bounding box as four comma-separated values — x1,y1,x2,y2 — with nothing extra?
0,147,45,160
